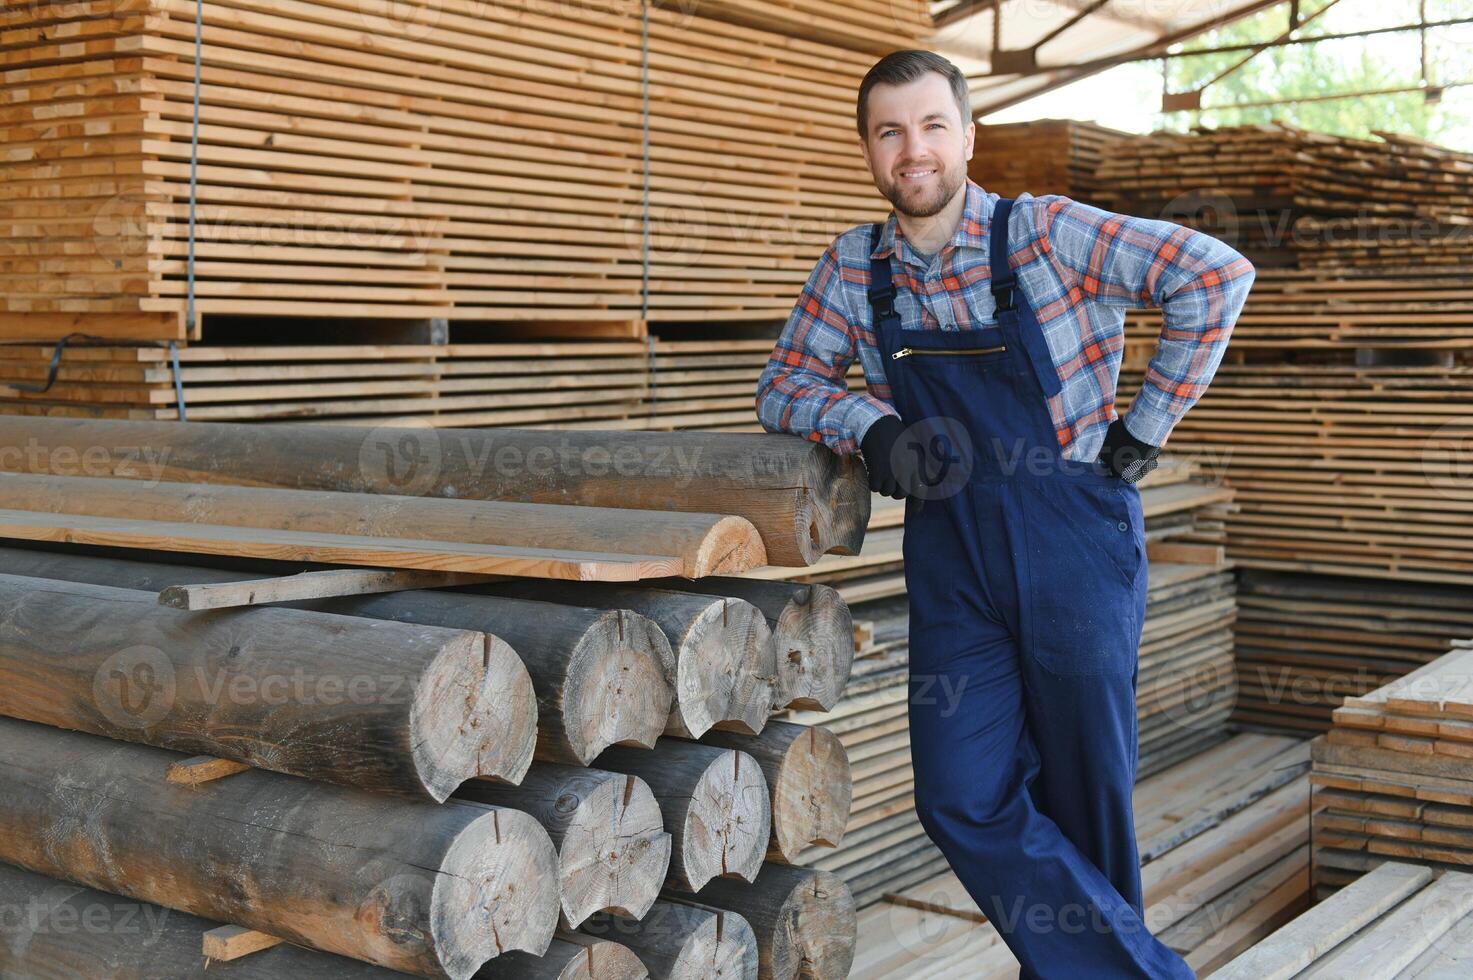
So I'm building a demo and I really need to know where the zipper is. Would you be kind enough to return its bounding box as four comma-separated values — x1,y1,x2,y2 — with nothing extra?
892,344,1006,360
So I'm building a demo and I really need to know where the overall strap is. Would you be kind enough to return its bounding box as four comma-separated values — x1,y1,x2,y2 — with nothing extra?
990,198,1062,398
867,222,902,333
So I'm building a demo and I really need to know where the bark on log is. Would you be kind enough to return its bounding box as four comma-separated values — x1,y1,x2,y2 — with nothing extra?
583,900,757,980
0,472,764,578
687,865,857,980
477,932,649,980
0,861,406,978
0,418,870,566
644,578,853,711
0,717,560,978
0,547,672,766
0,571,532,800
694,722,852,865
463,581,775,738
595,742,770,893
459,764,671,928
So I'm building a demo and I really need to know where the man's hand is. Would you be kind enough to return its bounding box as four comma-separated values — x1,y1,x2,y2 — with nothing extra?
861,415,914,499
1098,417,1161,484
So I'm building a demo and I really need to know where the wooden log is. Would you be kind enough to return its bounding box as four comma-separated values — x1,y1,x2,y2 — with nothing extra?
464,580,775,737
0,716,560,978
0,861,407,978
644,577,853,711
0,572,533,800
458,764,672,928
694,722,851,865
595,741,771,893
583,900,758,980
681,864,857,980
0,418,871,566
0,547,672,767
477,932,650,980
0,472,765,579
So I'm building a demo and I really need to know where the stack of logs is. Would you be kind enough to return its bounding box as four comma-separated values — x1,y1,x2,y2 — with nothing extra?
0,417,871,978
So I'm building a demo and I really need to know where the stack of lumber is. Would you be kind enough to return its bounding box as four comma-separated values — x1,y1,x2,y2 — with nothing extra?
756,462,1241,907
966,119,1124,204
0,0,894,342
682,0,931,55
1311,639,1473,898
0,420,872,977
849,733,1314,978
1092,125,1473,270
1215,861,1473,978
1233,571,1473,733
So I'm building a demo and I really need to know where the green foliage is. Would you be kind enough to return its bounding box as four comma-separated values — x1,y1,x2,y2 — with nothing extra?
1155,0,1471,148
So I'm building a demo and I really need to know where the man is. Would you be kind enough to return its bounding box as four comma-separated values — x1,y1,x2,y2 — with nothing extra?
755,51,1254,978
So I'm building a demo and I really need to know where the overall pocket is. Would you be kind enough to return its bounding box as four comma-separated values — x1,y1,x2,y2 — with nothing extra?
1020,481,1145,676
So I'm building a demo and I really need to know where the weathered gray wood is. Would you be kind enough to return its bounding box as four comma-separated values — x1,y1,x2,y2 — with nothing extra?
476,932,649,980
687,865,856,980
645,578,853,710
0,717,560,978
1214,861,1432,980
584,900,758,980
0,862,405,978
0,547,672,766
1302,870,1473,979
159,568,496,610
693,722,851,866
459,764,671,928
0,418,869,566
0,472,764,579
596,742,771,893
0,572,532,800
463,580,775,737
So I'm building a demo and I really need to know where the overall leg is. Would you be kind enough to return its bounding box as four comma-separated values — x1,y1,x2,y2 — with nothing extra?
906,486,1190,979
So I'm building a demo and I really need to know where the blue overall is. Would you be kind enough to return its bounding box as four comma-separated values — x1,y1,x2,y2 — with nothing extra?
869,199,1193,978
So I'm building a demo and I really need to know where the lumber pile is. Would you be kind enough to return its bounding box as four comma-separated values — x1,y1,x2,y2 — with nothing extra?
1233,571,1473,733
1311,639,1473,898
0,0,898,342
966,119,1123,204
849,733,1314,978
0,418,868,977
1092,125,1473,270
1216,861,1473,979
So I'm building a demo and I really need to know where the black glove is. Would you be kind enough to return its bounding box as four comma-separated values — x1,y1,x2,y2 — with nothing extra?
860,415,912,500
1098,416,1161,484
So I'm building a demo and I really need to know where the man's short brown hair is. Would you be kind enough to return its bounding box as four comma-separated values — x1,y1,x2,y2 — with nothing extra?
857,50,972,138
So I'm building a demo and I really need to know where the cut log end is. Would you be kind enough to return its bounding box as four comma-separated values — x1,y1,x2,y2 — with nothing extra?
479,934,650,979
772,584,853,712
806,449,870,560
769,726,852,863
433,805,561,977
413,632,538,800
683,749,772,891
691,516,767,577
562,613,673,764
558,773,671,928
668,599,775,740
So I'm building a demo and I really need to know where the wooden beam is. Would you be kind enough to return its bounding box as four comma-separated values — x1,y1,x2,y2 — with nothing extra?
202,925,285,961
166,756,252,786
159,568,501,610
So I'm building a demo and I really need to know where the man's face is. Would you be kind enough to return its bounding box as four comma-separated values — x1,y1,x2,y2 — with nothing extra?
859,73,975,219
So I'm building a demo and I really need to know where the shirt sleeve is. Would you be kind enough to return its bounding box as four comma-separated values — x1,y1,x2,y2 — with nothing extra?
1038,196,1256,448
755,242,898,455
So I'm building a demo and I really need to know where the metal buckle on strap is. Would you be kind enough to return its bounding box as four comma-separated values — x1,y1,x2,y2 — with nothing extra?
993,284,1016,313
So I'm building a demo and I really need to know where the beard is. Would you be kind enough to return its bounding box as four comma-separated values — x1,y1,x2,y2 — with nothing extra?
874,158,966,219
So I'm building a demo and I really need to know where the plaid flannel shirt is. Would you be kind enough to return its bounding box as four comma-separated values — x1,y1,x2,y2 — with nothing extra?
755,180,1256,462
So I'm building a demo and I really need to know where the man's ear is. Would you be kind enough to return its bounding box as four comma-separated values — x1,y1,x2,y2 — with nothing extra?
858,133,873,172
963,119,976,161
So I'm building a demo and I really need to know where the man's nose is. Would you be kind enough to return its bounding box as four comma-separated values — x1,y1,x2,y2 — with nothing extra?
902,128,928,159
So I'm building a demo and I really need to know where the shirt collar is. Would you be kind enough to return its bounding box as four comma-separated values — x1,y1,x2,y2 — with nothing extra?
869,179,996,264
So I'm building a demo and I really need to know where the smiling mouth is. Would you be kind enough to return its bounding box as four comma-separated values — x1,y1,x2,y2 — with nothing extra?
898,167,937,181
